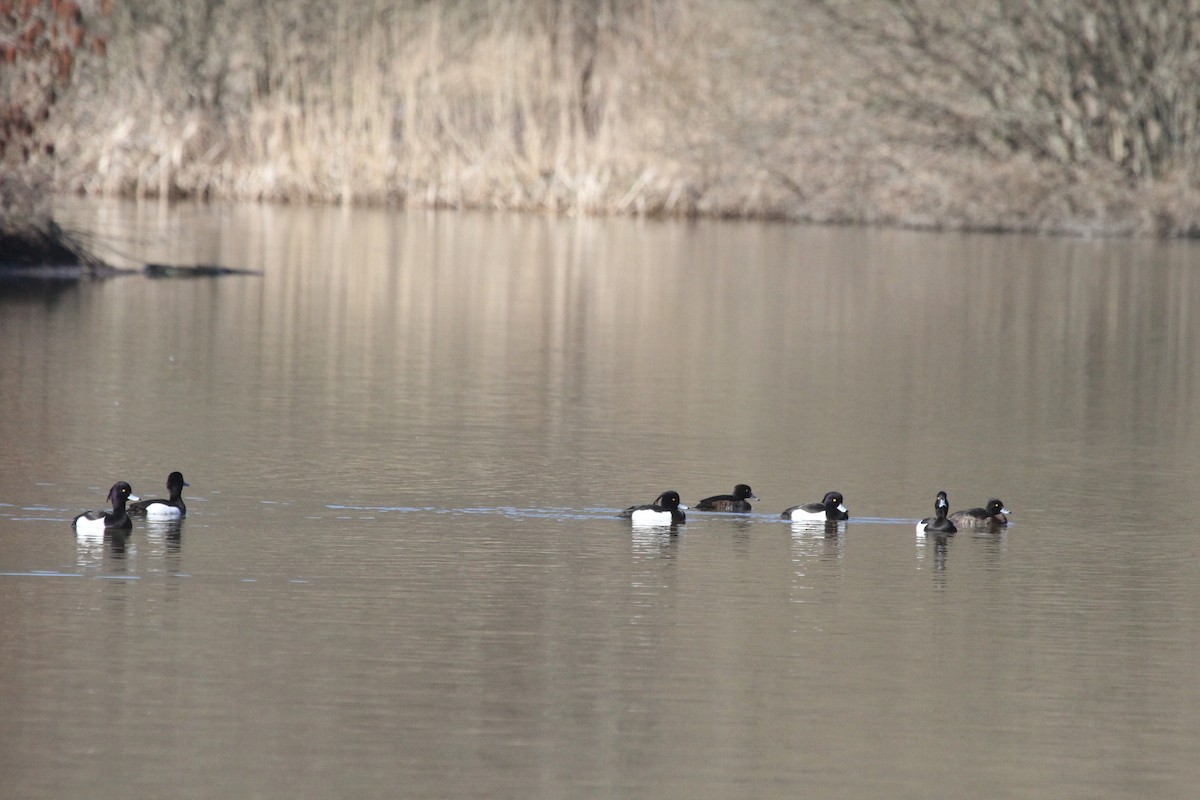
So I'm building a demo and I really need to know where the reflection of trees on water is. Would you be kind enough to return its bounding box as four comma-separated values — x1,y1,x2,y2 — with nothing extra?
0,273,83,309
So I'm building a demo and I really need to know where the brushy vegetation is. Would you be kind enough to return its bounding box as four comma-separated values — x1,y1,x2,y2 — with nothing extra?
4,0,1200,235
1,171,107,268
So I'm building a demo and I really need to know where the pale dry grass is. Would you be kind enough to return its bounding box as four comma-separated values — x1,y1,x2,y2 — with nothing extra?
32,0,1200,235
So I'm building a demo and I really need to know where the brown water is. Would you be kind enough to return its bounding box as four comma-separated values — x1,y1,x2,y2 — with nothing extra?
2,200,1199,798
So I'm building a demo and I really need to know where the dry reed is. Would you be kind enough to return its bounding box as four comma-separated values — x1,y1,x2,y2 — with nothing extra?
16,0,1200,235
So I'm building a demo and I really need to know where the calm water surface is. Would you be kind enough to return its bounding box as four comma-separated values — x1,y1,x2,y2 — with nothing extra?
2,200,1199,798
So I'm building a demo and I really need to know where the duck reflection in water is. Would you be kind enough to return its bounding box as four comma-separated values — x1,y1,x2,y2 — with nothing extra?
789,519,845,538
75,526,134,572
630,526,680,558
918,529,952,572
146,517,185,556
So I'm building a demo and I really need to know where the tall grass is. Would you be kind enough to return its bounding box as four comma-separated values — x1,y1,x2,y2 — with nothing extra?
51,0,709,212
27,0,1200,234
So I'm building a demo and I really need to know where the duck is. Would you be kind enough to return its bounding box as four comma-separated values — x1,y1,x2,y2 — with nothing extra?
73,481,134,533
128,471,188,519
916,491,957,535
695,483,758,512
949,498,1009,528
781,491,848,522
622,490,687,526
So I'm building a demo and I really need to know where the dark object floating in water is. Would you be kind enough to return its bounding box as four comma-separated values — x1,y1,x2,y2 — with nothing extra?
143,263,261,278
0,262,261,281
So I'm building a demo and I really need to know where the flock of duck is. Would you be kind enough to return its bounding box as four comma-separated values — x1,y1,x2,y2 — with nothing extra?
71,474,1009,536
622,484,1010,533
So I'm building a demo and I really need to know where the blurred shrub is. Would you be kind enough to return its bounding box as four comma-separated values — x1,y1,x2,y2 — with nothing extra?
817,0,1200,181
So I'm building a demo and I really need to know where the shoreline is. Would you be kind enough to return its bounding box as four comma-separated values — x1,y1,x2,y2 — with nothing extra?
0,185,1192,276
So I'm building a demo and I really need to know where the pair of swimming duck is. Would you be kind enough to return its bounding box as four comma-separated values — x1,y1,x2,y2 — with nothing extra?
915,491,1009,534
72,472,189,533
623,484,1009,530
622,485,848,526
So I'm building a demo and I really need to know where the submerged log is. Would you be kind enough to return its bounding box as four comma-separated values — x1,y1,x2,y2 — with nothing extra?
143,263,261,278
